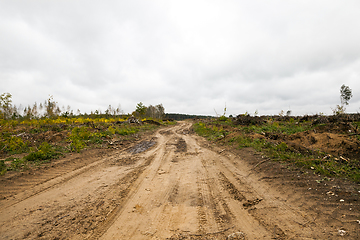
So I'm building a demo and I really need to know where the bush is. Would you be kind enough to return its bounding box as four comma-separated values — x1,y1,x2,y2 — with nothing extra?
0,134,29,154
68,126,90,152
219,115,227,121
70,138,86,153
24,142,61,161
116,126,137,136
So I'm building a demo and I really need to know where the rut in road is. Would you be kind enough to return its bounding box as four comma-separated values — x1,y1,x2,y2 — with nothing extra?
91,122,317,240
0,122,351,239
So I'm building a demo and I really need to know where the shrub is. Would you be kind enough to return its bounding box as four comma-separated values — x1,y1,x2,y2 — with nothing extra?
116,126,137,136
69,138,86,153
24,142,61,161
219,115,227,121
0,134,29,154
68,126,90,152
7,157,26,171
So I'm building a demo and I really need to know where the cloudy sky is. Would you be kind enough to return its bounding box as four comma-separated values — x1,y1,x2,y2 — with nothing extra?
1,0,360,116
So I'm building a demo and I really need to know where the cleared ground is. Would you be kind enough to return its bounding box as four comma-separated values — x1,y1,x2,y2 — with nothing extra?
0,121,359,239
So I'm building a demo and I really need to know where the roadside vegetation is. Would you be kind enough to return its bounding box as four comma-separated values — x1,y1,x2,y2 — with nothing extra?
194,114,360,183
194,84,360,182
0,93,174,175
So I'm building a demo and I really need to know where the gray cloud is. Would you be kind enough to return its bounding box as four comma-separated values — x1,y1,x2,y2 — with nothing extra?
1,0,360,116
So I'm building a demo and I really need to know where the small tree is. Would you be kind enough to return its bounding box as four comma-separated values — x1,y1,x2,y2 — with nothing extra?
115,104,123,116
155,104,165,119
146,105,156,118
44,95,60,118
0,93,13,119
333,84,353,115
135,102,147,118
340,84,352,106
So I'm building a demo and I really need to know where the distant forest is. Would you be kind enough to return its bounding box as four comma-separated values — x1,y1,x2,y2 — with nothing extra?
0,93,214,121
164,113,212,120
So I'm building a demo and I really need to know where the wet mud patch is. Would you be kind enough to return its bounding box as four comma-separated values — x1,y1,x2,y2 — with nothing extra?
176,128,192,135
175,138,187,152
128,140,156,154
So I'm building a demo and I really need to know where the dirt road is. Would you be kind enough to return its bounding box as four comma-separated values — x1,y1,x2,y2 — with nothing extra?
1,122,359,239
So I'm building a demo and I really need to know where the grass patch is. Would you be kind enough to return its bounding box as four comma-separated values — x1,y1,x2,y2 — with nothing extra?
24,142,63,162
0,160,6,175
0,133,29,155
240,120,313,135
1,116,169,173
194,119,360,183
193,122,227,141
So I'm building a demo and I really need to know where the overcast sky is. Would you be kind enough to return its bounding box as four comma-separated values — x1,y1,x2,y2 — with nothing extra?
1,0,360,116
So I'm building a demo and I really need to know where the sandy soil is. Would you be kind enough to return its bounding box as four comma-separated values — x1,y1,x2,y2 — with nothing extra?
0,121,359,239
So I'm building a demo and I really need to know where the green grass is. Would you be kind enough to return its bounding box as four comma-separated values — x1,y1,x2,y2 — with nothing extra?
0,133,29,155
194,120,360,183
193,122,227,141
0,160,6,175
1,116,169,173
24,142,63,162
240,120,313,135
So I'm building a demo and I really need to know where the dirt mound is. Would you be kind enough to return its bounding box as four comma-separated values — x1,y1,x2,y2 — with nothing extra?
34,130,69,143
314,122,358,134
286,131,360,160
230,114,360,162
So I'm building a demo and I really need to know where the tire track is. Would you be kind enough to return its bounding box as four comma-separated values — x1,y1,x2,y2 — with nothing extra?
92,124,186,239
87,155,156,240
3,121,353,239
0,155,111,209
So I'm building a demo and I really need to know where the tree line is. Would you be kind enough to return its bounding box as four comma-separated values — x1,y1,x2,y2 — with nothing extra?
0,94,166,120
164,113,212,120
133,102,165,119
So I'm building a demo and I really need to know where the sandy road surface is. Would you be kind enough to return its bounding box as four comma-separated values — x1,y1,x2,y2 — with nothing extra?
0,121,359,239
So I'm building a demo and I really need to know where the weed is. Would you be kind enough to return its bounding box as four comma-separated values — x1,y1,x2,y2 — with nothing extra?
0,134,29,155
7,157,26,171
0,114,165,173
69,138,86,153
24,142,62,162
116,126,138,136
67,126,90,152
107,126,116,135
0,160,6,175
219,115,227,121
193,122,226,141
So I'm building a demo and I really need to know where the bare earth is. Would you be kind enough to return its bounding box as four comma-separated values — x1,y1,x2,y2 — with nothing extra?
0,121,359,239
